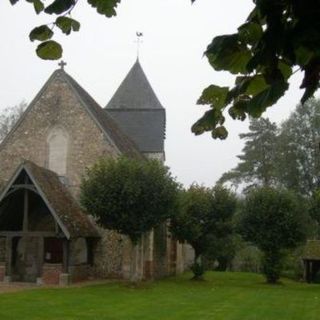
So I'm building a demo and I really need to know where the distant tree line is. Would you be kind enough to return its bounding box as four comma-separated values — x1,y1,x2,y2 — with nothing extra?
220,98,320,196
0,101,27,143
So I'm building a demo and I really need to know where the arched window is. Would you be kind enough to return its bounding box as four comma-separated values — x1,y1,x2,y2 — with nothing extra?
47,127,69,176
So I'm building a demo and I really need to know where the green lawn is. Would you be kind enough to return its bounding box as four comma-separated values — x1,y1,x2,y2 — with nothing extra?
0,272,319,320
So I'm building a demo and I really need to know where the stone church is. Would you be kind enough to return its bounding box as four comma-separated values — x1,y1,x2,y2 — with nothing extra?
0,59,190,285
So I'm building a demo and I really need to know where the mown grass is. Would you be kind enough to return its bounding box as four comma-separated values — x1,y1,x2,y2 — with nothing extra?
0,272,319,320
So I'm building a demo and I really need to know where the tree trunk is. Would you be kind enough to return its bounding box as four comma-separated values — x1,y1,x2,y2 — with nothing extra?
129,237,144,282
191,248,204,280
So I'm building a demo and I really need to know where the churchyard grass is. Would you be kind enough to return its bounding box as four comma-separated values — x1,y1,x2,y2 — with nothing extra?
0,272,319,320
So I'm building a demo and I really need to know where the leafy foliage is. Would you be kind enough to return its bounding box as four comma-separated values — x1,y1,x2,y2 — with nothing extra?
171,184,237,279
308,190,320,238
276,99,320,195
0,101,27,143
56,17,80,35
80,156,179,244
219,118,279,189
10,0,121,59
221,99,320,196
205,234,241,271
238,187,309,283
192,0,320,139
36,40,62,60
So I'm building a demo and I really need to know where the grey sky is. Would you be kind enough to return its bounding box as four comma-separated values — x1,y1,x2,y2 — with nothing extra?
0,0,309,187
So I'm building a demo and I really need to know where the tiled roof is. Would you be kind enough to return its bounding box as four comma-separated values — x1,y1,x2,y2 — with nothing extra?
0,161,100,239
302,240,320,260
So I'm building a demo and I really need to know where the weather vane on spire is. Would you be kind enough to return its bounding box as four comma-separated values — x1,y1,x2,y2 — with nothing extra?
135,32,143,59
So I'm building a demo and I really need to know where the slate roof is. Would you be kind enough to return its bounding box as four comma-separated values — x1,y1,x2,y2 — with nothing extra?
303,240,320,260
106,109,165,153
105,60,166,153
106,59,164,110
0,161,99,239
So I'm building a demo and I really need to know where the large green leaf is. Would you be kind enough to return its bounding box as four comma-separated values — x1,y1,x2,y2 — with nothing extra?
238,22,263,45
192,109,222,135
206,35,252,74
26,0,44,13
87,0,121,17
229,97,249,121
45,0,75,14
29,25,53,42
56,16,80,35
278,61,292,80
33,0,44,14
197,85,229,109
247,81,289,117
294,46,314,66
245,75,269,96
36,40,62,60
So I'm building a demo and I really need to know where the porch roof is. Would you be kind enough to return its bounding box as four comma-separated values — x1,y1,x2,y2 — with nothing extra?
0,161,99,239
302,240,320,261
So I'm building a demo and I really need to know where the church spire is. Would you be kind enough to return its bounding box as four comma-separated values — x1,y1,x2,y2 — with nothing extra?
105,59,163,110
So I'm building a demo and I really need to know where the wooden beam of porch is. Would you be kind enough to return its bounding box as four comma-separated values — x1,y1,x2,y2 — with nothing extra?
0,231,64,237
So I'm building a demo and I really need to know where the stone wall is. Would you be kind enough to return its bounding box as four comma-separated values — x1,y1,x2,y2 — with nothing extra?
70,238,88,266
69,265,92,282
144,152,165,162
0,263,5,282
153,224,169,279
93,228,127,279
42,263,62,285
0,238,5,262
0,72,119,197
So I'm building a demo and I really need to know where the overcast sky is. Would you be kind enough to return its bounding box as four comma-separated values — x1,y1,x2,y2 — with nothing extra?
0,0,309,187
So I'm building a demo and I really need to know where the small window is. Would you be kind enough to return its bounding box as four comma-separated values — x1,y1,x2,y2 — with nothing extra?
47,127,69,176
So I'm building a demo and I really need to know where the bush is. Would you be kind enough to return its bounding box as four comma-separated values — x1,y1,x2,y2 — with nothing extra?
232,244,262,273
80,156,180,243
238,187,309,283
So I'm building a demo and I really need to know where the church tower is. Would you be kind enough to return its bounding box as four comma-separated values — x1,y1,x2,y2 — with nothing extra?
105,59,166,161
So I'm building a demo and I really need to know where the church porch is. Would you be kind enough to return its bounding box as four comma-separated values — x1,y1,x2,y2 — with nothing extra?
0,161,99,285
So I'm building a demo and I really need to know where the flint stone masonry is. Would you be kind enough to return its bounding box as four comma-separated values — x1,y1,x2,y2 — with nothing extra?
70,238,88,265
42,263,63,285
0,264,5,282
0,73,119,197
93,228,126,278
